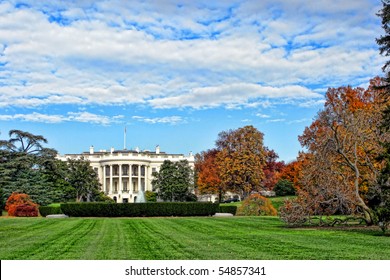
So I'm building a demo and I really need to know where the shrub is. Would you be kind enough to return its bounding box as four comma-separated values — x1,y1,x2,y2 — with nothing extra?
14,204,39,217
39,206,63,217
218,205,237,215
274,179,296,196
145,191,157,202
6,192,38,217
60,202,219,217
237,194,277,216
185,193,198,202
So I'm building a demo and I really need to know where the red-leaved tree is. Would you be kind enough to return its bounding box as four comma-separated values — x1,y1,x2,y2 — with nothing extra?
5,192,38,217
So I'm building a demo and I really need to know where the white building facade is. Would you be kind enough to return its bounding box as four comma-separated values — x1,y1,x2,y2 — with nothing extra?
58,145,195,203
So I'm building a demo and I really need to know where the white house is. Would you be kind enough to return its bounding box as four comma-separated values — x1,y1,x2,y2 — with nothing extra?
58,145,195,203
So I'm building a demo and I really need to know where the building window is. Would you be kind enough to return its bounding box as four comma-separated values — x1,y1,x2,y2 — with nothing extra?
123,181,128,192
132,165,138,176
113,165,119,176
122,165,128,176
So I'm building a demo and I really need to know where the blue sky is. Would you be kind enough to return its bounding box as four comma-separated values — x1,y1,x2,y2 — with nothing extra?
0,0,385,162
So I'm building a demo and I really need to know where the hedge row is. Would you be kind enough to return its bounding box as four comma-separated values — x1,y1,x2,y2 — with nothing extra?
60,202,219,217
218,205,237,215
39,206,63,217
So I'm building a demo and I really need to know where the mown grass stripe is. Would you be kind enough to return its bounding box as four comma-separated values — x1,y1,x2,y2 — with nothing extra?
0,216,389,260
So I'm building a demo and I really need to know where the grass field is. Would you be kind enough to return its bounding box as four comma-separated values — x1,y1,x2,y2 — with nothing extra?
0,216,389,260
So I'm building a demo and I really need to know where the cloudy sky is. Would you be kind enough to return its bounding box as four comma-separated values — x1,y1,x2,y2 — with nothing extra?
0,0,385,161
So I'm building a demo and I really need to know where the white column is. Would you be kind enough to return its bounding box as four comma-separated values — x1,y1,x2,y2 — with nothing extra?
119,164,122,194
103,165,107,194
109,164,113,195
145,166,149,191
129,164,133,194
138,165,141,192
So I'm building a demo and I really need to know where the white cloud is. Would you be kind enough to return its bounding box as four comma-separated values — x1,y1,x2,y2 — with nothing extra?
132,115,185,125
148,83,322,109
256,113,271,118
0,0,383,111
266,118,286,123
0,112,65,123
0,112,123,125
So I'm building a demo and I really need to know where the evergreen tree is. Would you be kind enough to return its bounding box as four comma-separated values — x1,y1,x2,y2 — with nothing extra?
66,157,102,202
374,0,390,232
152,160,194,202
0,130,68,206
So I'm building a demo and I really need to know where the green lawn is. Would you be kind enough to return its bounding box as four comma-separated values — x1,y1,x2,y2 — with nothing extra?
0,216,388,260
219,196,295,211
269,196,295,211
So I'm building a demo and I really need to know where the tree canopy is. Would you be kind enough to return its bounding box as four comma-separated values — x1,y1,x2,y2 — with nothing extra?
216,125,267,199
195,149,223,201
152,160,195,202
280,78,390,226
0,129,106,206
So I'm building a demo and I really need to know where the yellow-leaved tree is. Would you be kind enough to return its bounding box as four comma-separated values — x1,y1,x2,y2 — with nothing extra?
215,125,266,199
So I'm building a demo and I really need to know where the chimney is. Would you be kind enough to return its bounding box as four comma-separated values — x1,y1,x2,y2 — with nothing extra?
156,145,160,154
110,147,114,154
89,146,94,154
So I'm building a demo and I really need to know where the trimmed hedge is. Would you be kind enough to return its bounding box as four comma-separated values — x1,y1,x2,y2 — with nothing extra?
218,205,237,215
39,206,63,217
60,202,219,217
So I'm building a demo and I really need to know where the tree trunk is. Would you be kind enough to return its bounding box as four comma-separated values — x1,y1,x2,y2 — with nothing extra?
353,163,374,225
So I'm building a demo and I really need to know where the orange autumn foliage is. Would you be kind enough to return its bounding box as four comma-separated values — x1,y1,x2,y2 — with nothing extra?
279,152,308,191
283,77,390,225
5,192,38,217
262,148,285,190
195,149,222,193
237,193,277,216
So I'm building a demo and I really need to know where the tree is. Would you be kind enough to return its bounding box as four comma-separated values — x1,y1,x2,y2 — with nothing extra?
296,78,389,225
274,179,295,197
195,149,224,201
66,157,102,202
5,192,38,217
215,125,266,199
374,0,390,233
368,151,390,232
279,152,308,191
7,129,48,154
262,148,285,190
152,160,194,202
0,130,67,206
